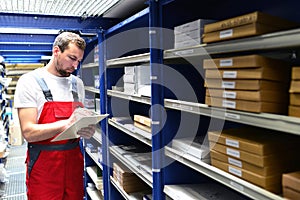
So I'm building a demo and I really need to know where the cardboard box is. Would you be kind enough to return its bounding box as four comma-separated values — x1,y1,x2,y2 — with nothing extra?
207,127,300,156
204,79,287,90
203,55,289,69
203,23,281,43
210,150,285,176
282,171,300,192
133,115,151,127
289,105,300,117
292,67,300,80
283,187,300,200
203,11,298,33
211,158,282,193
290,93,300,106
205,96,287,114
290,81,300,93
134,121,151,133
205,67,287,82
206,88,288,103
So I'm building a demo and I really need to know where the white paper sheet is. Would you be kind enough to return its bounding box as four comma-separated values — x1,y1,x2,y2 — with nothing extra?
51,108,109,142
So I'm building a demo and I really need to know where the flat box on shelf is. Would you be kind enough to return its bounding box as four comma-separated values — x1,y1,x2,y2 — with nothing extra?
289,105,300,117
203,11,298,33
133,115,151,127
290,81,300,93
174,19,215,34
210,150,287,176
282,171,300,192
209,142,297,168
211,158,282,194
290,93,300,106
283,187,300,200
203,23,283,43
205,96,287,114
205,67,287,82
203,55,289,69
292,67,300,80
204,79,287,90
206,88,288,103
207,127,300,156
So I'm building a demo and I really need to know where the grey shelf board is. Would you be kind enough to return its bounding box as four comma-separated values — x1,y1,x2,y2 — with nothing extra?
164,28,300,59
108,119,152,146
106,53,150,67
164,146,283,200
107,90,151,105
82,62,99,69
164,99,300,136
85,86,100,94
86,148,103,170
109,146,153,187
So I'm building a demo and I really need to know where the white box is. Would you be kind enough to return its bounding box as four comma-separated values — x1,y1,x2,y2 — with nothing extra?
174,19,216,34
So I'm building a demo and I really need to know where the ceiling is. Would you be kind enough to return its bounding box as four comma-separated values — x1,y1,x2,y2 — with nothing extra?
0,0,148,64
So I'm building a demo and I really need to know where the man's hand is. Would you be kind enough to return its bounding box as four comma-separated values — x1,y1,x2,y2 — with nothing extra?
77,124,96,139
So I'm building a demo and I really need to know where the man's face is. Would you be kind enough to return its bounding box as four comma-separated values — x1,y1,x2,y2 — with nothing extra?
54,43,84,77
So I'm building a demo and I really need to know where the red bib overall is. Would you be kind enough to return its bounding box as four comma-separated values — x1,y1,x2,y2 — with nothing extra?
26,74,85,200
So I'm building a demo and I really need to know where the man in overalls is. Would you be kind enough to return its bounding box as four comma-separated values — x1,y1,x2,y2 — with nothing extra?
14,31,96,200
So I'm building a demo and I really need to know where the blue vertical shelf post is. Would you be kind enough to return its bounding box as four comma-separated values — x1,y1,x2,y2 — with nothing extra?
98,29,110,200
149,0,164,199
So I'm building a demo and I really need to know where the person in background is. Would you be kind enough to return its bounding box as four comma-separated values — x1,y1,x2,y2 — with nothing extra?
14,31,96,200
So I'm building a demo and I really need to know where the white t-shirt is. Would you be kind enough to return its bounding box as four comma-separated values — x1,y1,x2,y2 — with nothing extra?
14,67,85,119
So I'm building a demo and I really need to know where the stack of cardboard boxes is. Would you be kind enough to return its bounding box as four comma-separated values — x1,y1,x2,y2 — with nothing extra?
208,126,300,193
202,11,298,43
289,67,300,117
174,19,215,49
112,162,149,193
123,65,150,96
204,54,290,113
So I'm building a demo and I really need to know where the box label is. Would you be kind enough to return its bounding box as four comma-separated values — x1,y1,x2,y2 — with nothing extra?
225,112,240,119
223,71,237,78
226,148,240,158
222,81,235,89
222,100,236,109
223,91,236,99
220,29,233,38
220,59,233,67
228,157,242,168
226,139,239,148
229,166,242,177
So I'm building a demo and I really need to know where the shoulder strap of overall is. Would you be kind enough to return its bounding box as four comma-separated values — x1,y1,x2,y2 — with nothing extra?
33,72,53,101
71,75,79,102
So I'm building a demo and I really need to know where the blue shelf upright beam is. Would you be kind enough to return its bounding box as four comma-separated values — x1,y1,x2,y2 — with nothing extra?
98,29,110,200
149,0,164,199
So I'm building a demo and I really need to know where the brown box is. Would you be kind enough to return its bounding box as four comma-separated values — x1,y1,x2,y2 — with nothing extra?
203,11,298,33
207,127,299,156
133,115,151,127
211,158,282,193
203,55,289,69
205,67,287,82
283,187,300,200
206,88,287,103
290,81,300,93
134,121,151,133
205,96,287,114
204,79,287,91
290,93,300,106
210,150,285,176
209,142,288,168
289,105,300,117
292,67,300,80
203,23,277,43
282,171,300,192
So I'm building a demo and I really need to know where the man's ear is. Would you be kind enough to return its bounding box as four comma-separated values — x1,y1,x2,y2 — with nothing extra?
53,46,60,56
